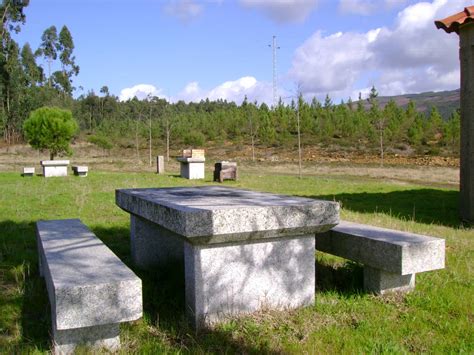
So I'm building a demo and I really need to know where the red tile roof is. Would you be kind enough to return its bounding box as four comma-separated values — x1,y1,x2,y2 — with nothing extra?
435,6,474,34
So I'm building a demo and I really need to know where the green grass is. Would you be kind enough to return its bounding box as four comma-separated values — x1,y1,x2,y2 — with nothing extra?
0,170,472,353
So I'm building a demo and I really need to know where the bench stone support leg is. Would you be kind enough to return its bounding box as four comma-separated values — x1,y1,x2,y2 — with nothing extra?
184,235,315,329
130,214,184,269
364,266,415,294
53,323,120,355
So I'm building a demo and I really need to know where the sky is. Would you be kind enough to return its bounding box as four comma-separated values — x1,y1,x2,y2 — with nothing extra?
13,0,472,105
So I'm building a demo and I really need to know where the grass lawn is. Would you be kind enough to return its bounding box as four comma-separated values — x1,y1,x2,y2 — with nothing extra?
0,169,472,353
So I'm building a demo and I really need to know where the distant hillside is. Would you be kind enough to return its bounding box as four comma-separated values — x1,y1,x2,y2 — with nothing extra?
358,89,460,119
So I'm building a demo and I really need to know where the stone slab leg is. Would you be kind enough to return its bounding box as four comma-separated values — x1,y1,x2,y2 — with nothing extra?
53,323,120,355
180,162,189,179
130,215,184,269
188,162,205,179
364,266,415,294
184,235,315,329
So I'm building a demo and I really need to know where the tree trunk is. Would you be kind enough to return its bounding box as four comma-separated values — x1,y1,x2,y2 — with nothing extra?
135,119,139,161
380,128,384,167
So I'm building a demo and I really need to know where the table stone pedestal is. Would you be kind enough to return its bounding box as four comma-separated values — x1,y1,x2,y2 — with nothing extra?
177,157,205,179
184,235,315,328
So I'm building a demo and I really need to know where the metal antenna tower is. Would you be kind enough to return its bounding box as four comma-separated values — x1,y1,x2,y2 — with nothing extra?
268,35,280,108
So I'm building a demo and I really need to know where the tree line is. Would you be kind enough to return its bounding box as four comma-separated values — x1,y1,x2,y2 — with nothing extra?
1,0,460,160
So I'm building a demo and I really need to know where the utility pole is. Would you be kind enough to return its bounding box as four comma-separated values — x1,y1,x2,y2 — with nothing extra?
296,85,303,179
268,35,280,108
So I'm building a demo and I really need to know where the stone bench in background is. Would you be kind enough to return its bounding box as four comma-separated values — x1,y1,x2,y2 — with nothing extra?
22,167,35,177
36,219,142,354
213,161,237,182
41,160,70,177
72,165,88,177
316,221,445,294
177,149,205,179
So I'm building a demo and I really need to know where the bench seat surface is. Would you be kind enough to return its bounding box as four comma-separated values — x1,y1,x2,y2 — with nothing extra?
37,219,142,330
316,221,445,275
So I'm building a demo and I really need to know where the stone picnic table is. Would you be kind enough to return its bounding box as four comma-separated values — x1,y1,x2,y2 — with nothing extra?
115,186,339,328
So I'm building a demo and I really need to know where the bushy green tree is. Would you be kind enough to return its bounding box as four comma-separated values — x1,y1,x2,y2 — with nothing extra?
23,106,78,159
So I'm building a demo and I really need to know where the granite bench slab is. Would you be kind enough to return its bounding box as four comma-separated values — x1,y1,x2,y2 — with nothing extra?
72,165,88,177
316,220,445,294
22,167,35,176
36,219,142,354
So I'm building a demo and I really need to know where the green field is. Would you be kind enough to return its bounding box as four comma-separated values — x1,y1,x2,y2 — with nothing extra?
0,170,472,354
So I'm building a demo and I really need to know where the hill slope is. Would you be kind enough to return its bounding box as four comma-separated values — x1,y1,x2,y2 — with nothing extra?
359,89,460,119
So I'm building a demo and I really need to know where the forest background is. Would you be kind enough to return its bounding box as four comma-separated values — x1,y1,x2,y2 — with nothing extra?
0,1,461,163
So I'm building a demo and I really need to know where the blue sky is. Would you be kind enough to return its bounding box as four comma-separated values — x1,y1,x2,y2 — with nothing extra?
13,0,471,104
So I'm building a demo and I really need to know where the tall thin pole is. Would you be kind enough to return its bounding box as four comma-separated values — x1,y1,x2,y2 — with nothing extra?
149,106,152,167
297,99,302,179
269,35,280,108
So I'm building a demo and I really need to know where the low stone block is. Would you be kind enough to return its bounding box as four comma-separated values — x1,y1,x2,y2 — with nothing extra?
36,219,143,353
53,323,120,355
364,266,416,294
72,165,88,177
41,160,70,177
22,167,35,177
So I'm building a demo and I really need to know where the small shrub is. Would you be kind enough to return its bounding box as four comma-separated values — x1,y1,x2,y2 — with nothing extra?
87,135,113,150
23,106,78,160
183,131,205,147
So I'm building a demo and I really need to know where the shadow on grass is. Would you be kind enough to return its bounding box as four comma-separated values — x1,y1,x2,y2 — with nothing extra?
0,220,50,352
1,219,367,353
310,188,461,228
316,257,364,296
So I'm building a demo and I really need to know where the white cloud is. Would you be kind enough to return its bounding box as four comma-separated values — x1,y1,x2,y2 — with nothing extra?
239,0,319,23
290,0,471,99
175,76,275,105
339,0,408,16
164,0,203,22
289,30,375,95
119,84,168,101
119,77,275,105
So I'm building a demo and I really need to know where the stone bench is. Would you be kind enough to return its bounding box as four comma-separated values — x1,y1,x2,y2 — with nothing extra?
315,221,445,294
36,219,142,354
213,161,237,182
22,167,35,177
41,160,70,177
72,165,88,177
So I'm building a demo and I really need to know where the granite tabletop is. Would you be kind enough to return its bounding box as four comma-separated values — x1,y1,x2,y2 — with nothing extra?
116,186,339,243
